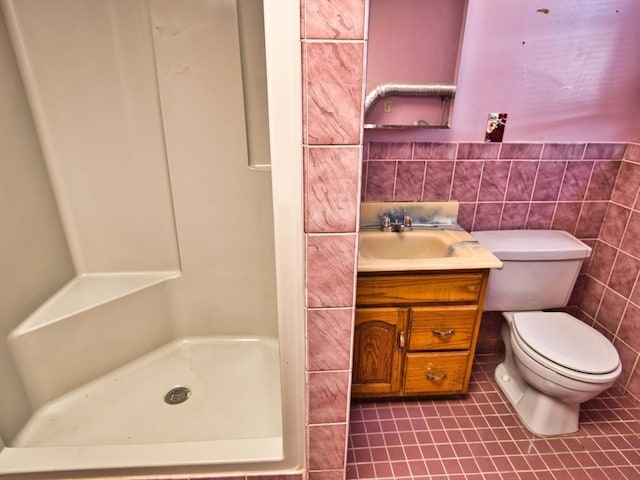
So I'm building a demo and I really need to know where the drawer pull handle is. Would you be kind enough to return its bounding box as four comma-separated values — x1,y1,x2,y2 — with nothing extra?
398,331,406,349
432,328,455,337
426,372,448,382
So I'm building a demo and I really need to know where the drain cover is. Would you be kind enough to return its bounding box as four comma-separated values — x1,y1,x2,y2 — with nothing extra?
164,386,191,405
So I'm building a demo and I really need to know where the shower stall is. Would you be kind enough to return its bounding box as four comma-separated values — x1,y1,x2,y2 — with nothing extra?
0,0,303,476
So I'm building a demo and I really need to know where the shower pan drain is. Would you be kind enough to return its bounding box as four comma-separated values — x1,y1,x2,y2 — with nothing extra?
164,386,191,405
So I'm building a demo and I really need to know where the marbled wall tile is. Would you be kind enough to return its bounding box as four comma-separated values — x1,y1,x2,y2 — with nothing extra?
302,39,309,144
542,143,585,160
609,252,640,298
600,204,631,248
414,142,456,160
308,471,345,480
473,203,502,231
500,143,542,159
575,201,608,239
477,312,505,353
305,42,363,145
617,302,640,349
611,161,640,208
580,239,596,274
631,275,640,307
305,147,359,233
422,161,454,201
306,308,353,371
451,161,482,202
307,371,349,424
306,234,356,308
364,161,395,201
620,211,640,259
304,0,365,39
552,202,582,234
578,276,605,318
628,372,640,408
457,203,476,231
457,143,500,160
588,242,617,284
625,143,640,162
584,143,627,160
612,340,638,390
308,424,347,470
595,288,627,336
634,192,640,212
569,274,586,306
478,161,510,201
193,476,244,480
558,161,593,201
526,203,555,229
360,159,368,202
250,475,303,480
586,161,621,200
368,141,412,159
500,203,528,230
532,161,565,201
505,161,537,201
300,0,306,34
394,161,425,201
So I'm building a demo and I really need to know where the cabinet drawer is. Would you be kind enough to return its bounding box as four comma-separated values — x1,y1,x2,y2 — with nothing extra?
409,305,477,351
403,351,469,394
356,272,483,306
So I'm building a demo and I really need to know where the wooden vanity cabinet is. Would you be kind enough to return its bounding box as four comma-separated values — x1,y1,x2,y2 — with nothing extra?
352,270,489,399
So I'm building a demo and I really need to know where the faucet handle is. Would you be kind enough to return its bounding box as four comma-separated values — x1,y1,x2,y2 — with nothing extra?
403,215,412,231
380,216,391,231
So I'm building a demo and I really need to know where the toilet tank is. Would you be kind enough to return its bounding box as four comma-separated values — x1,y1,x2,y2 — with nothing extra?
471,230,592,312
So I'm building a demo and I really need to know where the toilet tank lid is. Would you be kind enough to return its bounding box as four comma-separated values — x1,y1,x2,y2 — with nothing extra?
471,230,592,261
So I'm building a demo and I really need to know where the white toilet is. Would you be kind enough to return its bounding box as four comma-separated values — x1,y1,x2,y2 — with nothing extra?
472,230,622,436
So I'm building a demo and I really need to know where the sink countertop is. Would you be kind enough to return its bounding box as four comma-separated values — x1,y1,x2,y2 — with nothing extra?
357,228,503,272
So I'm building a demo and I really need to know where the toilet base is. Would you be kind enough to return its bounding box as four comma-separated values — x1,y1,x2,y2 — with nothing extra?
495,362,579,436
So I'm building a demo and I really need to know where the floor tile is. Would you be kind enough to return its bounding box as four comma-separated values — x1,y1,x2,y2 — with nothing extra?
347,354,640,479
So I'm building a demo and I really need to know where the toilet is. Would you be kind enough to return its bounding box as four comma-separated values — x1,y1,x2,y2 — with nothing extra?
472,229,621,436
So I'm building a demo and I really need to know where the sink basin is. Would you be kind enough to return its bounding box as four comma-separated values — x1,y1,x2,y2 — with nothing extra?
357,229,503,272
359,230,451,259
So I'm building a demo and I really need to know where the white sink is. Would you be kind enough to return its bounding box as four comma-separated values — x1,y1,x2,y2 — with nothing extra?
359,230,452,260
357,229,502,272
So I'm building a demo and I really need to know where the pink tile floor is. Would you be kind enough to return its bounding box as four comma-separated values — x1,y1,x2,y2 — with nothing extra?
347,354,640,479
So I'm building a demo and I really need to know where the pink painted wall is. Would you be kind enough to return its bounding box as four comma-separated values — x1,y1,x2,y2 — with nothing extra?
366,0,640,143
365,0,466,127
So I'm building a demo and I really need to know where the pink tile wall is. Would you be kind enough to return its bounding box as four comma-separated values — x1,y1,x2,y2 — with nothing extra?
362,142,624,236
576,143,640,403
301,0,365,478
362,141,640,401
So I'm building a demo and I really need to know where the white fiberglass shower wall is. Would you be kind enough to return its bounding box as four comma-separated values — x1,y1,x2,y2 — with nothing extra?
0,0,303,476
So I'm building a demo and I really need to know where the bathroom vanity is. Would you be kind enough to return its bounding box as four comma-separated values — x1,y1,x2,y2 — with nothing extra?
352,269,489,398
353,202,501,399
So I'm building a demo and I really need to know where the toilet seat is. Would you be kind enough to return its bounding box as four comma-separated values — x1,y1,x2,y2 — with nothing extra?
511,311,620,384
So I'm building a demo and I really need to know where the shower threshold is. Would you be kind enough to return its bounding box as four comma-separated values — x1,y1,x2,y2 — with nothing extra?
0,336,283,474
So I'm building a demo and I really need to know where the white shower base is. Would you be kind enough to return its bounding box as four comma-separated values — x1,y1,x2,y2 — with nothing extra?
0,336,283,474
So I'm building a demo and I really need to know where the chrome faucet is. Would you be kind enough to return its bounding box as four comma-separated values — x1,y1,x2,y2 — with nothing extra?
380,215,413,232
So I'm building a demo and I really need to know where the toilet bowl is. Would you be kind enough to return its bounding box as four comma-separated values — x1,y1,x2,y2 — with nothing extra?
496,311,621,436
472,230,622,436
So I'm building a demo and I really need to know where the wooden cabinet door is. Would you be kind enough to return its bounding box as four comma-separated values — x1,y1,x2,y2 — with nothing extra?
352,308,408,397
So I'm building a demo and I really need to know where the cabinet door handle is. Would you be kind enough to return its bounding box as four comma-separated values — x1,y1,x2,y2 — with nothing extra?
426,372,448,382
432,328,455,337
398,331,405,350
